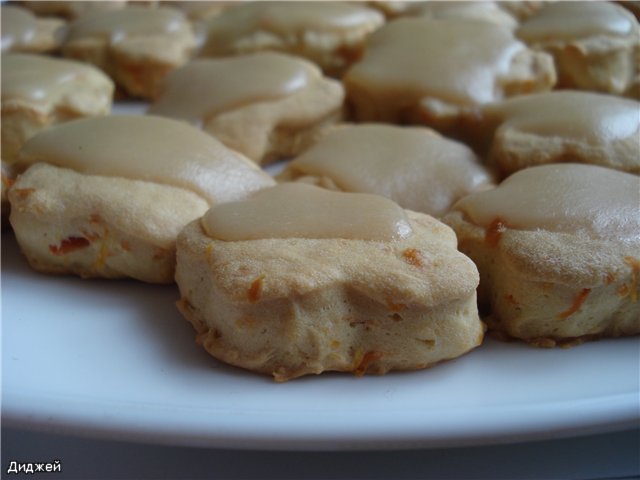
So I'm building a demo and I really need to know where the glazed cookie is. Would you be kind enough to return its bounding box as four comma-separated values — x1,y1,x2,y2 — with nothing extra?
19,1,127,20
61,6,197,99
176,183,483,381
1,53,114,223
199,1,385,77
443,164,640,346
1,54,114,164
497,1,546,22
9,115,275,283
473,91,640,178
517,1,640,97
618,1,640,20
161,1,236,21
149,52,344,165
367,1,413,19
279,124,494,217
1,5,66,54
343,18,556,135
410,1,518,28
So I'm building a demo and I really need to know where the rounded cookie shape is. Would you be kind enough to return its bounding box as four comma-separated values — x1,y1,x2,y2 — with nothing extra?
19,1,127,20
1,53,114,224
9,115,275,283
497,1,546,22
1,5,66,54
199,1,385,77
61,6,197,99
343,18,556,134
475,91,640,177
176,183,483,381
443,163,640,346
149,52,344,165
367,1,414,19
410,1,518,28
2,53,114,163
161,1,237,21
517,1,640,97
279,123,494,217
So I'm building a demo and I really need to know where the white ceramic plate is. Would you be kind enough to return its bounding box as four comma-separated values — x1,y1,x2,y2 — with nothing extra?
2,102,639,450
2,232,639,450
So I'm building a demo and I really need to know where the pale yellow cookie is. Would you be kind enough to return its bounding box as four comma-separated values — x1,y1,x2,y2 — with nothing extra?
498,1,546,21
343,18,556,135
517,1,640,98
176,183,483,381
149,52,344,165
1,5,66,54
20,1,127,20
161,1,236,21
279,123,494,217
1,54,114,164
618,1,640,20
473,91,640,178
9,115,275,283
367,1,413,19
199,1,385,77
61,6,197,99
443,164,640,346
1,53,114,223
410,1,518,28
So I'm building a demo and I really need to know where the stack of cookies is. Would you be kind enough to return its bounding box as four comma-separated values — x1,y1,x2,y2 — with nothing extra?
3,0,638,381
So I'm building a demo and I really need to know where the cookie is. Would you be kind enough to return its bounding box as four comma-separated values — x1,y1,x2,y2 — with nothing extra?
161,1,236,21
473,91,640,178
9,115,275,283
343,18,556,136
1,53,114,223
1,5,66,54
176,182,483,381
367,1,413,19
443,163,640,346
149,52,344,165
409,1,518,28
279,123,494,217
61,6,197,99
497,1,546,21
618,1,640,20
1,54,114,164
19,1,127,20
517,1,640,97
199,1,385,77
